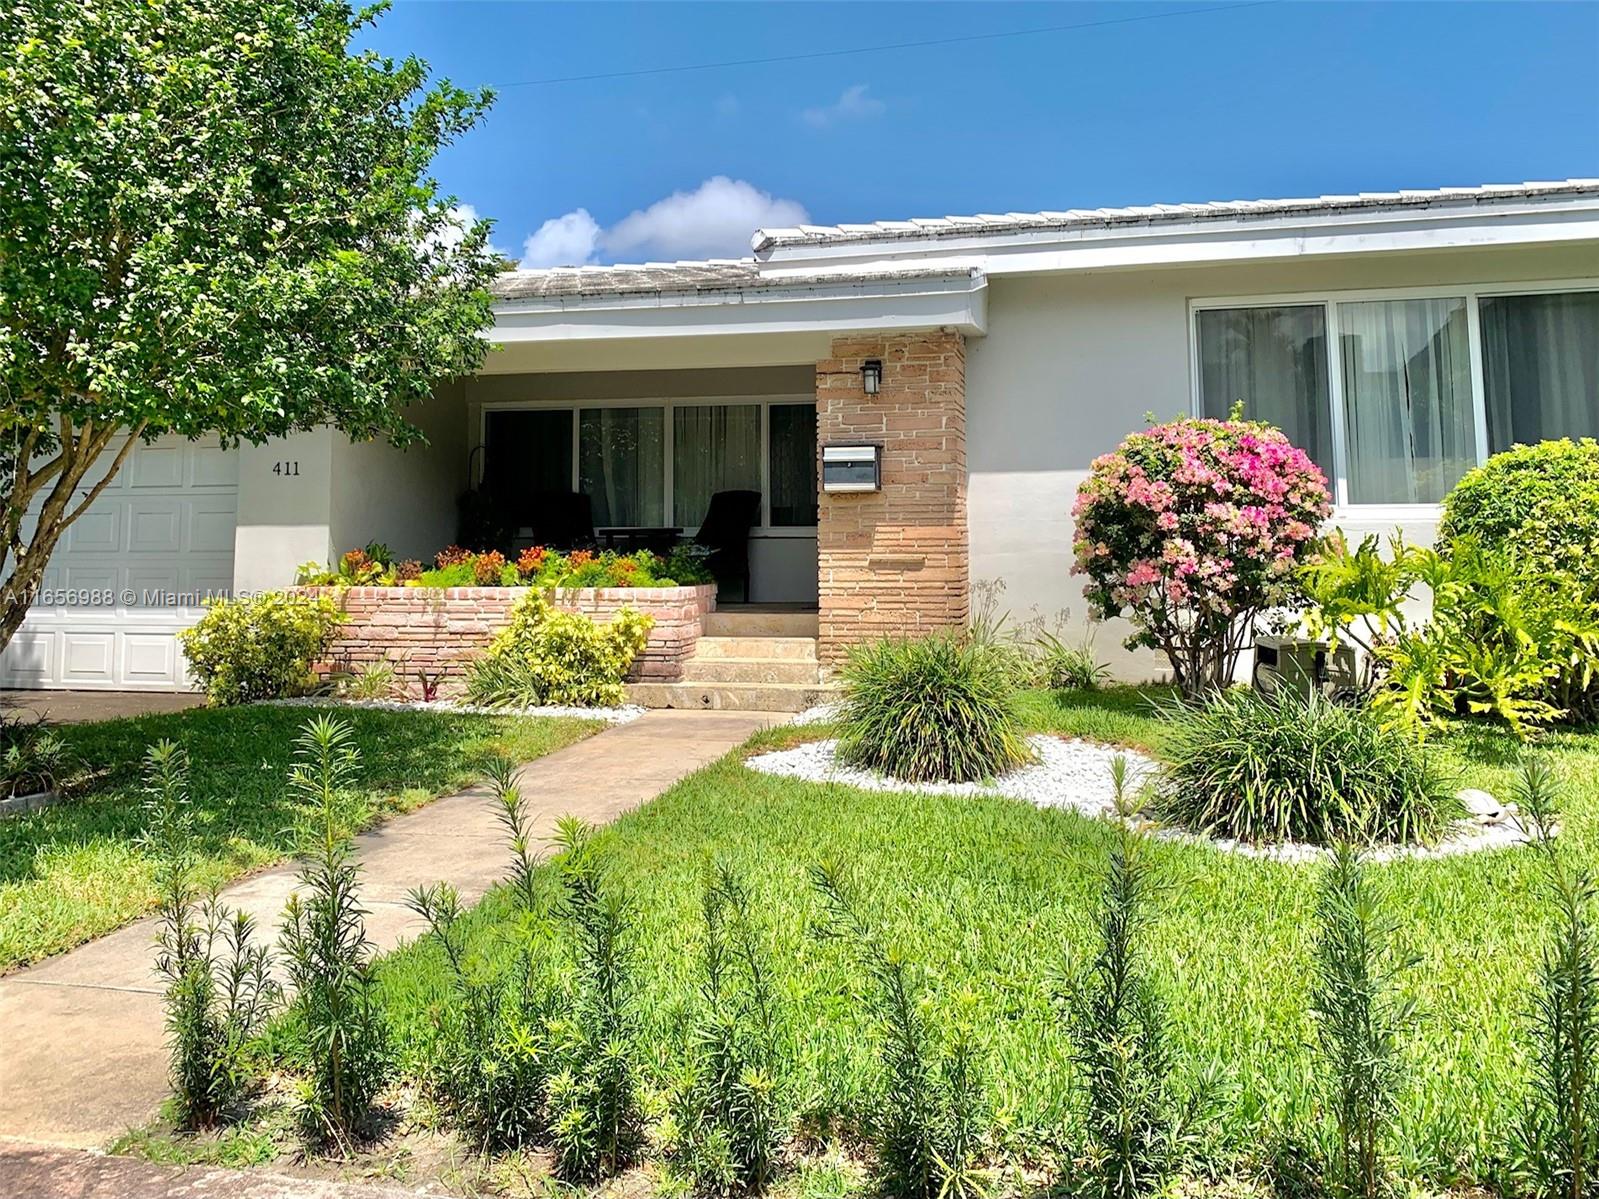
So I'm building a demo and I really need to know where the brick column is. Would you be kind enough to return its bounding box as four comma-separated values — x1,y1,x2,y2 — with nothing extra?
815,330,968,666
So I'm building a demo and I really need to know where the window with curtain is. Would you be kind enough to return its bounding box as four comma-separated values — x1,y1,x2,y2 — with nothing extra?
672,404,762,527
579,407,665,527
767,404,818,527
1480,290,1599,452
1338,297,1477,504
1196,305,1332,478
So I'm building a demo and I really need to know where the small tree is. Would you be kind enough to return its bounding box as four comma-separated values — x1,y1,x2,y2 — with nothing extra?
0,0,500,653
1072,414,1330,698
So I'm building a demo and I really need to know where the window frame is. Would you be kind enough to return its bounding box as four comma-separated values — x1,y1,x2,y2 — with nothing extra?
1189,277,1599,517
476,394,818,537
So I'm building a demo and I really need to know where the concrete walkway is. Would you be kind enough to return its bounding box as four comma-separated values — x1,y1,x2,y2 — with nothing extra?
0,689,203,724
0,1138,419,1199
0,709,769,1153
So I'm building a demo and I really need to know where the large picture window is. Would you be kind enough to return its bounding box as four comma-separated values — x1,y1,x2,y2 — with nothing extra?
1193,283,1599,508
485,398,817,532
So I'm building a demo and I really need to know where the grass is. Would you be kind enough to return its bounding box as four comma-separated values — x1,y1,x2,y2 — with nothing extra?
0,704,599,972
125,686,1599,1193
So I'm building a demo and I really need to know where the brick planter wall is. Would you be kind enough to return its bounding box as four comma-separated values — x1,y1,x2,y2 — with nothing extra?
815,330,969,665
290,583,716,693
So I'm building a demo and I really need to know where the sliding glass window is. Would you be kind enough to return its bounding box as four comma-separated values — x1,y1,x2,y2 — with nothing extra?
672,404,761,528
767,404,818,527
1480,290,1599,451
1196,305,1332,480
1336,297,1477,504
579,407,665,527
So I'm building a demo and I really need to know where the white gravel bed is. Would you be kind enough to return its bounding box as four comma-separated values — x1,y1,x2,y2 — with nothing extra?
260,696,645,724
745,735,1535,864
787,702,843,727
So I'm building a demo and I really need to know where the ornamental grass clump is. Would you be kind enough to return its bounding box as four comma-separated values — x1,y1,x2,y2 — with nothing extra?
1072,413,1330,700
835,632,1032,784
1157,688,1459,847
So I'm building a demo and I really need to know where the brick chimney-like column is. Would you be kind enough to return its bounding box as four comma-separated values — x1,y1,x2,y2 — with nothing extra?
815,330,969,667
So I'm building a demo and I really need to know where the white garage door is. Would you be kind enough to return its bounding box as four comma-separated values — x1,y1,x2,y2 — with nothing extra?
0,437,238,691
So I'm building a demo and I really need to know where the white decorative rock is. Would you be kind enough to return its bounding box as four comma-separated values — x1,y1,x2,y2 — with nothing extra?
1458,788,1504,825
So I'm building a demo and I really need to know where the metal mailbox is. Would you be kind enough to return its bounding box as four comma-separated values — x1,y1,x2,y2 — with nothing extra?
821,443,882,492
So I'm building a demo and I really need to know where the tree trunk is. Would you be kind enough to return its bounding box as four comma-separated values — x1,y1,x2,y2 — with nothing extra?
0,424,146,659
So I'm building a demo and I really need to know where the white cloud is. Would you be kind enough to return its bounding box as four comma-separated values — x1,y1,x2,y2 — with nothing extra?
520,208,603,267
418,203,508,260
801,84,885,129
518,177,810,267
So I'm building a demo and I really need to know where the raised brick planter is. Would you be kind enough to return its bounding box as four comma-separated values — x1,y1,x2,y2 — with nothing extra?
290,583,717,693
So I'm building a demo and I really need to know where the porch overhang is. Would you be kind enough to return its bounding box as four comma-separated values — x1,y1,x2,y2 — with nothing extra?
483,266,987,373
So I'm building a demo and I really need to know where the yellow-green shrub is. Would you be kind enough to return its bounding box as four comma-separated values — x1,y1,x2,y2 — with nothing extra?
465,591,653,708
178,592,343,705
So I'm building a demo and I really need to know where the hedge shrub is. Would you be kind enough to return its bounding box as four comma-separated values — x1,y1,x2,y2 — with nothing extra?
1439,438,1599,578
178,592,343,705
465,591,652,708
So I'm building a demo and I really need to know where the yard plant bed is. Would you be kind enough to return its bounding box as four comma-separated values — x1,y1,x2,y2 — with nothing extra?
123,686,1599,1195
0,704,600,972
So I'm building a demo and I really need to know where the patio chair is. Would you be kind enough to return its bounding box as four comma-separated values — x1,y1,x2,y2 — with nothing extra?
693,489,761,602
531,491,596,552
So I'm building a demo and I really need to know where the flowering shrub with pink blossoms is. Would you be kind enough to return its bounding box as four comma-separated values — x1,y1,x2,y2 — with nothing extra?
1072,415,1331,698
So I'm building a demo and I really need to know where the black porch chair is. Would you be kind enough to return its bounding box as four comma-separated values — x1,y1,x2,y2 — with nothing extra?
693,489,761,601
530,491,596,552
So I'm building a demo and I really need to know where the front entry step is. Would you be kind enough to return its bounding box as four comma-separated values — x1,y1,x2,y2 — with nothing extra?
626,681,838,713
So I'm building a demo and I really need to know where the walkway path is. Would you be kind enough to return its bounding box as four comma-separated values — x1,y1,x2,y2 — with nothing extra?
0,709,770,1151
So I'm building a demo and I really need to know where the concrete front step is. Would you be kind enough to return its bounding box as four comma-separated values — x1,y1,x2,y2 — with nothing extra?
627,680,838,713
692,635,818,661
681,657,821,684
703,610,819,638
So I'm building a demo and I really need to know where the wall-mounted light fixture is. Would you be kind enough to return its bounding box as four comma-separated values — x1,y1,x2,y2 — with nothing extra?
860,359,883,395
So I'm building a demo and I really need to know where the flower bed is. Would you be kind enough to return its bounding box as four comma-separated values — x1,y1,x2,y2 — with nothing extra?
289,582,717,694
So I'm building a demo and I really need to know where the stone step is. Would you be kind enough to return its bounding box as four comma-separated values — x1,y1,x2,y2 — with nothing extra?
691,635,818,661
680,657,822,684
626,680,838,713
703,610,819,638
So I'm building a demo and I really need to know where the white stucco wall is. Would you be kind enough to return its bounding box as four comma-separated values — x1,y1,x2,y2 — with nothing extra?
233,429,337,593
965,242,1599,680
331,385,469,563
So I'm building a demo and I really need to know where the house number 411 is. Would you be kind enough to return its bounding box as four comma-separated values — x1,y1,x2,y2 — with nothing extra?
272,461,300,477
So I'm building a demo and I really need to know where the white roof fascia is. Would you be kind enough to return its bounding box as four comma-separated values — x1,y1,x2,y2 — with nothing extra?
754,198,1599,278
489,271,988,343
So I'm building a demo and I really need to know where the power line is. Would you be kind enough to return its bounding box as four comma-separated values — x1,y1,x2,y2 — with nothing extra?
493,1,1276,88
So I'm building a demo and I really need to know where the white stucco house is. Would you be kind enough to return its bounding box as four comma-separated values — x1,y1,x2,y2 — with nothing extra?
5,178,1598,692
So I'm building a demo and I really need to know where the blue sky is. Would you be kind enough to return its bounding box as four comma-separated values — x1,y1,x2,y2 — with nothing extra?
363,1,1599,267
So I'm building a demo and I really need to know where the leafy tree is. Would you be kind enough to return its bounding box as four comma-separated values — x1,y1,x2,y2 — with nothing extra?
0,0,500,651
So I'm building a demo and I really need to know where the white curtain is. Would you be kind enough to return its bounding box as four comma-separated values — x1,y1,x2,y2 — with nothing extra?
672,405,762,528
1339,297,1477,504
1480,291,1599,451
1197,305,1332,476
579,407,665,527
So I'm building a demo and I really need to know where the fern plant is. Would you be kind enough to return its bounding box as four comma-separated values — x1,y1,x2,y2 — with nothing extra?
672,862,788,1196
811,860,989,1199
544,816,643,1181
1310,846,1416,1199
280,715,390,1145
144,740,279,1127
1514,759,1599,1199
1071,807,1180,1199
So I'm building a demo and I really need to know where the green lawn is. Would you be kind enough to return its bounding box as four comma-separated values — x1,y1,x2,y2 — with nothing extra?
0,705,600,972
362,685,1598,1191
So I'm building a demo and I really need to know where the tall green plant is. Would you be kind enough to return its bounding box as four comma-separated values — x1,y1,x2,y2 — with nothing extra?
145,740,279,1127
1071,793,1180,1199
1310,847,1416,1199
280,716,390,1144
1515,760,1599,1199
811,860,988,1199
545,817,643,1181
673,862,788,1197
